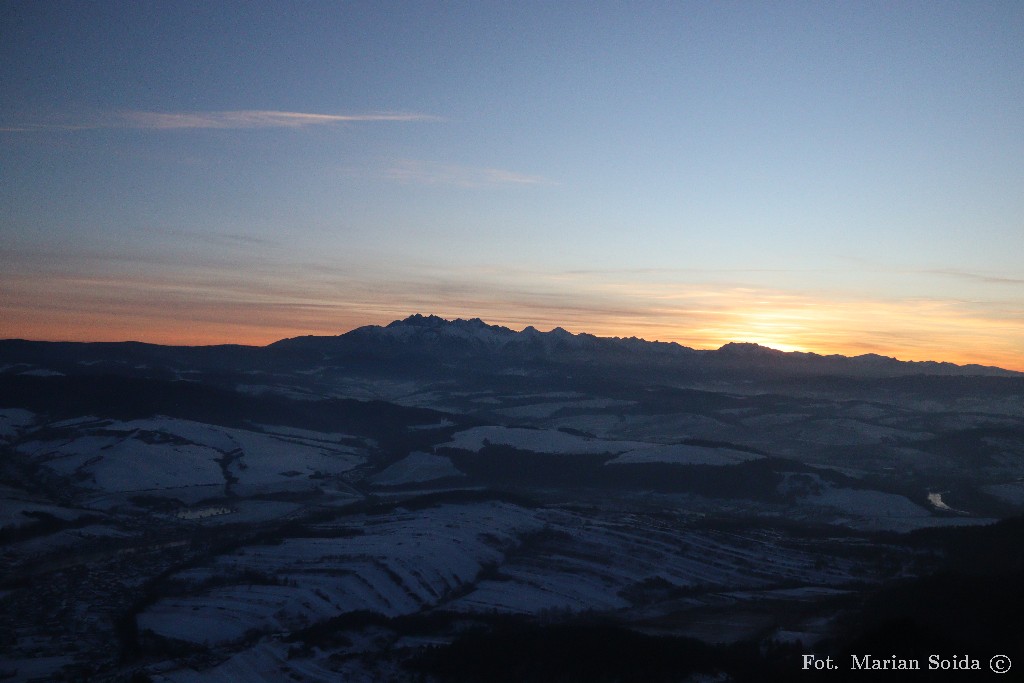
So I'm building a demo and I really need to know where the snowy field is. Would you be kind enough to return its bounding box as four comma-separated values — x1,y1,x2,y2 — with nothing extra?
127,497,916,683
448,509,868,615
13,416,367,500
138,502,881,647
138,502,545,644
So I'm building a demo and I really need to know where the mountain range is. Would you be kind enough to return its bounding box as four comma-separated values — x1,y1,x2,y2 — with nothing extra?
277,313,1020,377
2,313,1018,381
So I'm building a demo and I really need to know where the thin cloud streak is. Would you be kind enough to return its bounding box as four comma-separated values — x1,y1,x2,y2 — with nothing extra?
384,160,551,188
2,110,439,132
924,268,1024,286
120,110,439,129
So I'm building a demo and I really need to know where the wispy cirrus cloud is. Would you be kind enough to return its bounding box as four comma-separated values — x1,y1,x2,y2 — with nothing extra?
120,110,438,129
832,257,1024,287
384,159,551,188
1,109,438,132
923,268,1024,286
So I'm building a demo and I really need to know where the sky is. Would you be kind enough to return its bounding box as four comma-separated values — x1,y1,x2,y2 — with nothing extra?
1,1,1022,370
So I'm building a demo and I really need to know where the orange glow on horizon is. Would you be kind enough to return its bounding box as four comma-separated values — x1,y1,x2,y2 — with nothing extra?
2,272,1021,372
3,306,1021,373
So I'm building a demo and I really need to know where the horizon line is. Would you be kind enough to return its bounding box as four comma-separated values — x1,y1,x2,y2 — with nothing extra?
2,314,1020,374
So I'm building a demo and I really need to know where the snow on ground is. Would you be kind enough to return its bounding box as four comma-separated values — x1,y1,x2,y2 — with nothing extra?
222,428,364,495
100,443,227,492
136,501,917,655
442,426,647,454
18,431,225,490
369,451,464,486
606,443,762,467
456,570,629,614
927,492,966,513
449,509,868,615
105,417,238,451
802,486,930,518
139,586,306,643
15,416,366,498
137,502,545,644
138,501,876,645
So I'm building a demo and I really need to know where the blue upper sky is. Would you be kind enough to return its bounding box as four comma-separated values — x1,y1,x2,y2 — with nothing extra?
2,1,1022,368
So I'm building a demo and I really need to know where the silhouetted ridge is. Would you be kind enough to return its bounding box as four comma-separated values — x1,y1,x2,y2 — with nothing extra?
2,315,1017,379
266,315,1019,378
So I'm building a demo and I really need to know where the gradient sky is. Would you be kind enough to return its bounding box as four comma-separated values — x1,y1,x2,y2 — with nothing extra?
2,1,1022,369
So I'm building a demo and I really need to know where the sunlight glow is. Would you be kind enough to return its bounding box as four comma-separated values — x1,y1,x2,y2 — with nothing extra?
3,264,1020,371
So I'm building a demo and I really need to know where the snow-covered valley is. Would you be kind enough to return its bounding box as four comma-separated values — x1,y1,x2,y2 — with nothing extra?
1,318,1022,681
